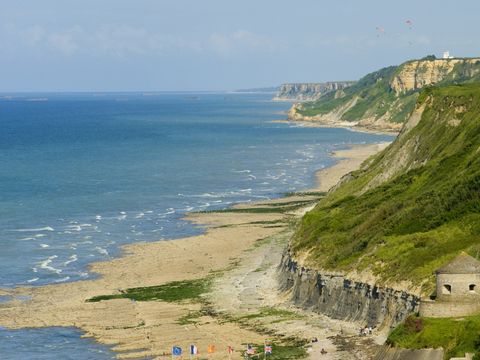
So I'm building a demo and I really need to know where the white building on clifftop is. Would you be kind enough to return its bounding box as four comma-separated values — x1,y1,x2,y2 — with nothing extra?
443,51,454,59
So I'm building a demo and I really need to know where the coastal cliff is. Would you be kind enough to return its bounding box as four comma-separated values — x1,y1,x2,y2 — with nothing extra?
278,250,420,330
281,83,480,347
288,57,480,132
274,82,354,101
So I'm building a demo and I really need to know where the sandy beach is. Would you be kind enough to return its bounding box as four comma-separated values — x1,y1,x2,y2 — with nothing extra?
271,119,399,137
0,142,390,359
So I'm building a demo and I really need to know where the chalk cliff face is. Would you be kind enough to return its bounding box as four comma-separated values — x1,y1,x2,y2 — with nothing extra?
390,58,480,94
288,57,480,132
274,82,354,101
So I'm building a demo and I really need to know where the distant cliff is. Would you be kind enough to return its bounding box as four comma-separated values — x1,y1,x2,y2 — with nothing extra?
274,82,354,101
289,57,480,132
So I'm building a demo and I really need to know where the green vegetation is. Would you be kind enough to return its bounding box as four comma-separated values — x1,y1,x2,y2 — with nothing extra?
292,84,480,292
297,65,412,122
244,343,307,359
176,310,204,325
197,205,302,214
236,306,305,323
283,191,326,197
388,315,480,359
296,58,480,126
87,278,211,303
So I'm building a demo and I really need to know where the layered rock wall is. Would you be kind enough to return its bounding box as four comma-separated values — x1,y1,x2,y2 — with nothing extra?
278,251,420,330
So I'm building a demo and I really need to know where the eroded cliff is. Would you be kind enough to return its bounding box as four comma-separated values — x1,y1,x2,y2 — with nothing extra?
288,57,480,132
274,82,354,101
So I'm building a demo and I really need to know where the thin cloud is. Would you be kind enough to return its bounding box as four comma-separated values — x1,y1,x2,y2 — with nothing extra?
209,30,284,57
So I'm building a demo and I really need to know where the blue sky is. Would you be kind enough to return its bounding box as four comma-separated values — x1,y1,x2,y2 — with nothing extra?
0,0,478,91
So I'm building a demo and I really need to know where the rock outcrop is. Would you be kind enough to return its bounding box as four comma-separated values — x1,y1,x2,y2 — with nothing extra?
278,251,420,330
287,57,480,132
391,58,480,94
274,82,354,101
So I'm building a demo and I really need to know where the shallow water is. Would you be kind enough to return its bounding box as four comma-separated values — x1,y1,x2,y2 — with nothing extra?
0,92,393,357
0,327,116,359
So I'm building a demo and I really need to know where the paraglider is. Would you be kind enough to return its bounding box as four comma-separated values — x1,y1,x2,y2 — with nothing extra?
375,26,385,37
405,19,413,30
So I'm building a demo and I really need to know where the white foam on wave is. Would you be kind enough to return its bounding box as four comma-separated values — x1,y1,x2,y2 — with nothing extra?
67,225,82,232
54,276,70,283
18,237,36,241
39,244,49,248
135,212,145,219
95,246,109,256
12,226,54,232
63,255,78,266
26,278,39,283
117,214,127,220
38,256,62,274
232,169,251,173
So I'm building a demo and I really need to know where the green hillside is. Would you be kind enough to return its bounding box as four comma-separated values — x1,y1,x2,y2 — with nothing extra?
295,57,480,129
291,83,480,294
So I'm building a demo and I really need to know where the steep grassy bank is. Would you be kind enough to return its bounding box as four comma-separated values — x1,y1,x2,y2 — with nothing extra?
291,57,480,131
387,315,480,359
291,84,480,294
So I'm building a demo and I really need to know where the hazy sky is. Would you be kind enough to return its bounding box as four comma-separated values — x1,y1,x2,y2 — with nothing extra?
1,0,478,91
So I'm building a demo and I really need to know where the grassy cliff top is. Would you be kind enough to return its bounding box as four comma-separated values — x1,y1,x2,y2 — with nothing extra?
291,83,480,294
296,57,480,128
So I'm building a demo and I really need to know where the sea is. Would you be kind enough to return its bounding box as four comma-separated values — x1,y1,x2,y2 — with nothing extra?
0,92,393,358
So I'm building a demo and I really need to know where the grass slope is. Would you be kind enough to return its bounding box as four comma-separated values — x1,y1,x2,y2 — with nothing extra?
292,84,480,293
297,58,480,126
387,315,480,359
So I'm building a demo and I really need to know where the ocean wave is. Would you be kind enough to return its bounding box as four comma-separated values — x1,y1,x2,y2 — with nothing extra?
67,225,82,232
54,276,70,283
11,226,54,232
39,244,49,248
135,212,145,219
18,237,36,241
26,277,39,283
38,256,62,274
232,169,251,173
63,255,78,266
94,246,109,256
